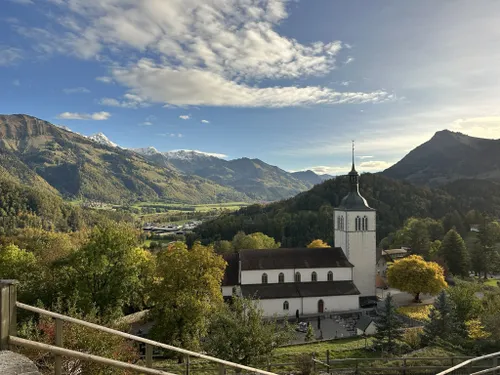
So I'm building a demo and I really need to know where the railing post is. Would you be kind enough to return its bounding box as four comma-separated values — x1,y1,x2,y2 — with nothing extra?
185,354,190,375
326,350,330,374
55,318,63,375
493,355,498,375
402,358,407,375
218,363,225,375
312,353,316,373
146,344,153,368
0,280,18,350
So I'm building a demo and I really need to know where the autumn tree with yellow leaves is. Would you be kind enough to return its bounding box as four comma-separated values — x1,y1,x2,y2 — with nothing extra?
387,255,447,302
307,239,330,248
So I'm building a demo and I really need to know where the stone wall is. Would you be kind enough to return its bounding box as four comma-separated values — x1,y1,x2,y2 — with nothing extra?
0,351,40,375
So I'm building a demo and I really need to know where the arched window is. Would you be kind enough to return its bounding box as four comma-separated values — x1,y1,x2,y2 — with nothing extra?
278,272,285,283
340,216,344,230
355,216,361,231
336,216,340,230
262,273,268,284
283,301,289,310
295,272,301,283
362,216,368,231
311,271,317,282
327,271,333,281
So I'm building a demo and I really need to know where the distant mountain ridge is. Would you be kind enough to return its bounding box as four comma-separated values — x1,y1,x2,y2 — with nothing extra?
0,114,248,204
0,114,328,203
382,130,500,186
134,147,320,201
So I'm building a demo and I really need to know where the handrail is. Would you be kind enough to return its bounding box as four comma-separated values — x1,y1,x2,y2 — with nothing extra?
16,302,277,375
9,336,174,375
436,350,500,375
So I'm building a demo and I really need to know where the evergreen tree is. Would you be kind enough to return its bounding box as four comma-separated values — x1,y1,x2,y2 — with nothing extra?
374,294,403,354
421,291,462,345
441,229,469,277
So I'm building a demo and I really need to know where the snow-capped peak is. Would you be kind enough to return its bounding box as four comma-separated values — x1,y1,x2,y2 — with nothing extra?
163,149,227,160
132,146,160,156
88,132,118,148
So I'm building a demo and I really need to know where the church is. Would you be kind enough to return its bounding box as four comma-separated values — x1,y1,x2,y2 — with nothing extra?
222,155,377,317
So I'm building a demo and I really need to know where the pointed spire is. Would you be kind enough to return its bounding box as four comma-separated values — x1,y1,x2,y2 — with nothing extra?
351,140,356,172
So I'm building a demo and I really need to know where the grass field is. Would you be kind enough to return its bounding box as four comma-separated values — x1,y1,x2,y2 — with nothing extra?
149,339,466,375
133,201,250,212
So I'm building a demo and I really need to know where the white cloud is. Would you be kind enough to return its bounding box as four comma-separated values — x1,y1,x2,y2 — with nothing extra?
0,46,22,66
8,0,34,4
359,155,373,159
56,111,111,120
309,160,394,176
63,87,90,94
449,116,500,138
12,79,20,86
201,119,210,123
345,57,354,65
340,81,351,86
112,59,392,108
158,133,183,137
179,115,191,120
99,94,149,108
96,76,113,83
14,0,391,108
139,115,156,125
140,121,153,126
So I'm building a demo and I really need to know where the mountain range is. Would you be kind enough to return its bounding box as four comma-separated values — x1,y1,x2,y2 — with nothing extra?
0,114,330,204
382,130,500,186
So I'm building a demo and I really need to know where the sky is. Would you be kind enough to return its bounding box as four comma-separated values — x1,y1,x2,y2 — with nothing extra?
2,0,500,175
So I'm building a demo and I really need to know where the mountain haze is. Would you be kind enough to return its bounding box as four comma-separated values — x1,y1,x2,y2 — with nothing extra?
382,130,500,186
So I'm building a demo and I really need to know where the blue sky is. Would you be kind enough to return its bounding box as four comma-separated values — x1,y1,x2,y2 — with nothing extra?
2,0,500,175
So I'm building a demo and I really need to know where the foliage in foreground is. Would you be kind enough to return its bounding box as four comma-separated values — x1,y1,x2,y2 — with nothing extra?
203,296,293,366
17,303,138,375
374,294,403,354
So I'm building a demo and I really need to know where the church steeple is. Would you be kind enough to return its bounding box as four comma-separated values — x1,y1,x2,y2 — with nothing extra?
338,141,373,211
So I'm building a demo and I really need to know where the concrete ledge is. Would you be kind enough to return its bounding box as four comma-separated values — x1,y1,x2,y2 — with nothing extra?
0,351,40,375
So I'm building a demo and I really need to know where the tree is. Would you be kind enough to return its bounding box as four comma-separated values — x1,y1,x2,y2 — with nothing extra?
214,240,233,254
440,229,469,277
421,291,461,345
305,324,315,342
204,296,293,367
307,239,330,248
373,294,403,354
429,240,442,260
387,255,447,302
447,280,482,323
231,231,280,251
476,221,500,278
150,242,226,352
64,221,144,318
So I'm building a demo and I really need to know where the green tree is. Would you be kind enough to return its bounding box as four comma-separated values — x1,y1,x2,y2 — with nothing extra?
374,294,403,354
476,221,500,278
307,239,330,248
214,240,233,254
421,291,461,345
387,255,447,302
0,244,40,301
150,242,226,352
447,280,482,323
305,324,315,342
65,221,143,318
204,296,293,367
440,229,469,277
231,231,280,251
429,240,442,260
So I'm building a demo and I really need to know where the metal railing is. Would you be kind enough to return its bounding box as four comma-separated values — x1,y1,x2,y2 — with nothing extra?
0,280,277,375
436,350,500,375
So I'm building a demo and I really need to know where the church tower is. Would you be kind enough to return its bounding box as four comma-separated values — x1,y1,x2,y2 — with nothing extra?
334,144,376,298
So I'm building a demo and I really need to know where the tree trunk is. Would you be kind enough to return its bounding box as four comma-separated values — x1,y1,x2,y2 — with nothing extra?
413,292,421,303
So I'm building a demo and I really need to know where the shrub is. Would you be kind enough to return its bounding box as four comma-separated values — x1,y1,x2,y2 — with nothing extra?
402,328,423,349
294,353,314,375
396,305,433,322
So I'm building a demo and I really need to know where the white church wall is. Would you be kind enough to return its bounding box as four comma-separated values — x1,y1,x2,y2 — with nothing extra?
241,269,295,284
345,211,377,297
301,295,359,315
258,298,302,318
222,286,234,297
240,267,352,285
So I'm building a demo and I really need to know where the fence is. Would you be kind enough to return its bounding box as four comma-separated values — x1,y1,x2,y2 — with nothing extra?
0,280,276,375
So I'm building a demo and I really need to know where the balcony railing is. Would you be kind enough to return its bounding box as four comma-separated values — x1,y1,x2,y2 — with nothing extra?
1,280,277,375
